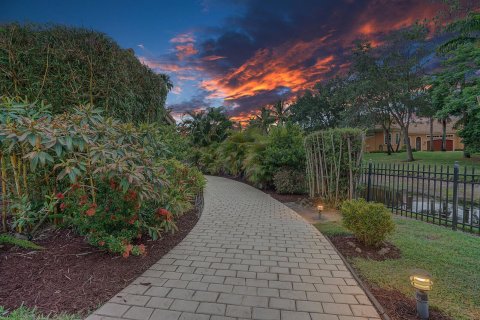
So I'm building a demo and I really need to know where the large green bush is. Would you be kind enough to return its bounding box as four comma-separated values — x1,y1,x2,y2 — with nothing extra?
0,98,204,257
0,24,172,123
341,199,395,247
273,169,306,194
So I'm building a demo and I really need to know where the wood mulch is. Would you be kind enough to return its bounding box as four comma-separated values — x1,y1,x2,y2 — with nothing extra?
0,210,199,316
329,235,401,261
368,286,452,320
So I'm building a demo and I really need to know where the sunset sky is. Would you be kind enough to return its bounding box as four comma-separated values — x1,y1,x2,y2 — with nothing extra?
1,0,451,121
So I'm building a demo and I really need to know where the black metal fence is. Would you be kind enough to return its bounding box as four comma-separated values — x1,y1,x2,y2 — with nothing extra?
357,162,480,234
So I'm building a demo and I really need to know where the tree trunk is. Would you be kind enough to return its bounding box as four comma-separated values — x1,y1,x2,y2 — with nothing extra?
402,126,414,161
382,126,392,155
429,117,434,152
441,119,447,152
462,111,470,158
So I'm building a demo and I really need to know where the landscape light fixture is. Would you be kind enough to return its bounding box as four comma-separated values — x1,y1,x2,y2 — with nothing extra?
410,269,433,319
317,204,324,219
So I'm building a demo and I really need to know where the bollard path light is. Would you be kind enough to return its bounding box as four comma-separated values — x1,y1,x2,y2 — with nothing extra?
410,269,433,319
317,205,324,219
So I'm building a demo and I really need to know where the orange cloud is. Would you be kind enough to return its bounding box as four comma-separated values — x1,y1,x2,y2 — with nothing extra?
175,43,198,60
202,55,227,61
171,86,182,94
138,56,203,73
170,32,195,43
201,37,333,101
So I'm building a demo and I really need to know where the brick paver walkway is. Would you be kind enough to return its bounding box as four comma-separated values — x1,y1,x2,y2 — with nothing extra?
87,176,380,320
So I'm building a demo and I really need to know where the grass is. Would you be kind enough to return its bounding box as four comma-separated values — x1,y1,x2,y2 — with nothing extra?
365,151,480,170
0,234,44,250
0,306,79,320
315,217,480,320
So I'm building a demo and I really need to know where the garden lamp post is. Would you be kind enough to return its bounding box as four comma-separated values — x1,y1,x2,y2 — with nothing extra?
317,205,324,219
410,270,433,320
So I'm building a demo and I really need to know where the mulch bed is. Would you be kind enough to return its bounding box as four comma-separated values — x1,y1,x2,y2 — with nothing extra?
327,234,451,320
0,210,199,316
329,235,401,261
368,286,452,320
263,190,308,203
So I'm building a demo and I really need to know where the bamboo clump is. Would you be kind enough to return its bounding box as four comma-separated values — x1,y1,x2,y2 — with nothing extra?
305,128,364,206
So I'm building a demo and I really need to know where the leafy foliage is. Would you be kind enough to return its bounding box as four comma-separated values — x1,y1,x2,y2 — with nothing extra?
0,234,43,250
0,24,172,123
180,107,233,147
0,98,204,256
273,169,306,194
341,199,395,247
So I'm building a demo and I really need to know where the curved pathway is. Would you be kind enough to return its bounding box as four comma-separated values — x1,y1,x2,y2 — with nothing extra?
87,176,380,320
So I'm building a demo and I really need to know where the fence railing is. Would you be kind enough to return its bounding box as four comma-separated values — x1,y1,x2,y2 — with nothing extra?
357,161,480,234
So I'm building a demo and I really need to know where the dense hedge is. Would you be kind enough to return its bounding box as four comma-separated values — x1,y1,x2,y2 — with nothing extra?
0,24,172,123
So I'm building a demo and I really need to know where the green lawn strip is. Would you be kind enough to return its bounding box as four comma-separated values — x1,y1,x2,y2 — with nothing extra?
365,151,480,171
315,217,480,320
0,306,79,320
0,234,44,250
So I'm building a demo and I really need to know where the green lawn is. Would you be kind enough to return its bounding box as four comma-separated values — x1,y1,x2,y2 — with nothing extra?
315,217,480,320
365,151,480,170
0,307,79,320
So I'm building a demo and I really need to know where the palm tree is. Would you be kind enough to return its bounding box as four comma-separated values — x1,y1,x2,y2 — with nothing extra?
181,107,232,146
270,100,290,125
249,107,275,134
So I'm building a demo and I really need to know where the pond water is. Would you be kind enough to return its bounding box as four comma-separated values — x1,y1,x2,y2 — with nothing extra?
364,186,480,227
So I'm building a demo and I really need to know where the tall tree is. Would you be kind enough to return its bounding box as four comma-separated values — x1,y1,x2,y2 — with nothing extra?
431,12,480,155
270,100,290,125
289,79,345,132
248,106,275,134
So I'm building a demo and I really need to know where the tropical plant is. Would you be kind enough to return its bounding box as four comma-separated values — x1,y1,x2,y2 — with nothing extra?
181,107,233,147
0,98,204,256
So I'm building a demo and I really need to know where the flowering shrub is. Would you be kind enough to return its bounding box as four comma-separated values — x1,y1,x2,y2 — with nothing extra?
0,99,205,257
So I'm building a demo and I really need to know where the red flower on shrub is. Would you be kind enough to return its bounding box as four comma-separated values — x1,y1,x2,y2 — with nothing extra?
124,189,138,202
156,208,170,217
98,241,105,246
123,244,133,258
60,203,66,211
128,215,138,225
56,192,65,199
71,183,80,191
109,178,117,190
79,195,88,205
85,203,97,216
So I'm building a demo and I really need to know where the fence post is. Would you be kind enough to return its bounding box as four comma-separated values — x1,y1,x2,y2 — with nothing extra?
452,161,459,231
366,161,372,202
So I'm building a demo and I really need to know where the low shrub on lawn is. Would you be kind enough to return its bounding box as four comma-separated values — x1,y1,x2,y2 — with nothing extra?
341,199,395,247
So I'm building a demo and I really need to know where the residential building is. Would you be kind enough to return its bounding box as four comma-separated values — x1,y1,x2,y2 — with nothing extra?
365,117,464,152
